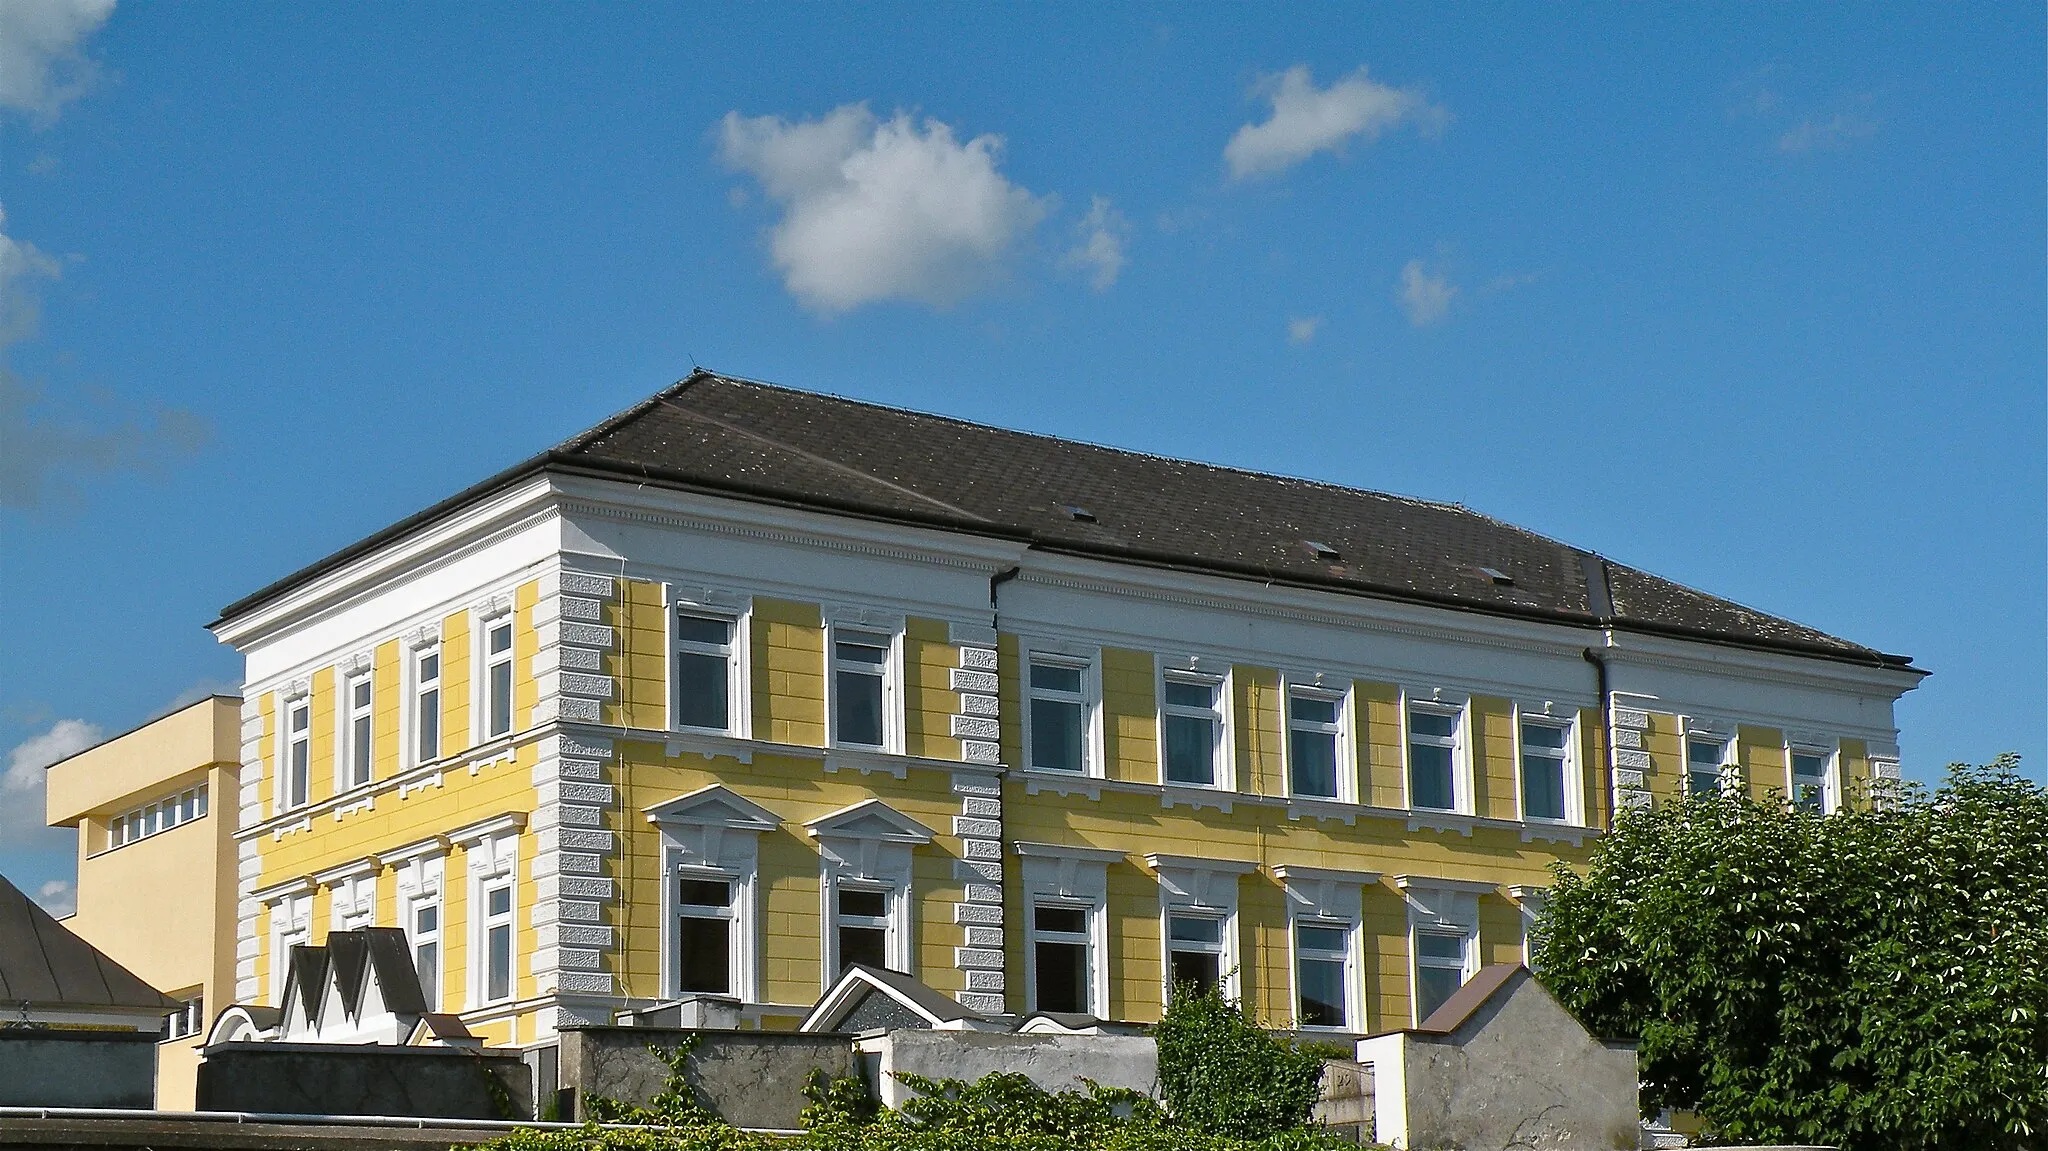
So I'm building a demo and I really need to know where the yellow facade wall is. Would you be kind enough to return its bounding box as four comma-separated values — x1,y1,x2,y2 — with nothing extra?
1359,682,1404,809
904,617,961,762
1102,647,1156,783
755,598,826,747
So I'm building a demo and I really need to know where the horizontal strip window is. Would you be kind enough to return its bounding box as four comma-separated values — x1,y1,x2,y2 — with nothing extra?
112,784,209,849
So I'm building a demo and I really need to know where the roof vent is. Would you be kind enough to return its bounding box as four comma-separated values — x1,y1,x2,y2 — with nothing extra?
1062,505,1097,523
1478,566,1515,587
1304,540,1342,562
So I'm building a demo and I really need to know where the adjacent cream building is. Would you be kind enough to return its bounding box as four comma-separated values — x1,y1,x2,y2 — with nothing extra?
43,695,241,1109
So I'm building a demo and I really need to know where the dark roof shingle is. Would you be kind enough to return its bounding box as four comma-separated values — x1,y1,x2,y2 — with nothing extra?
219,371,1915,669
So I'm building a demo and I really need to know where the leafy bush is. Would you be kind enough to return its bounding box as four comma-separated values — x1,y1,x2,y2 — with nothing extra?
1534,755,2048,1150
1152,984,1334,1140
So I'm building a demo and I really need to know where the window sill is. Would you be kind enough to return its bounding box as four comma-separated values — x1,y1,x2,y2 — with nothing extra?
1017,768,1103,799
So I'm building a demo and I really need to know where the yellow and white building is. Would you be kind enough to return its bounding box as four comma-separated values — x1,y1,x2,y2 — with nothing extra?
204,372,1922,1056
43,695,242,1108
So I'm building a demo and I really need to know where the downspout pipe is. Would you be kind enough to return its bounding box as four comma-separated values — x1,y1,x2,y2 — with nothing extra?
990,565,1022,631
1579,552,1617,827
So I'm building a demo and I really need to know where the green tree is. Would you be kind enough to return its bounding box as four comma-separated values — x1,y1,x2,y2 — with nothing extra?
1533,755,2048,1150
1152,984,1334,1141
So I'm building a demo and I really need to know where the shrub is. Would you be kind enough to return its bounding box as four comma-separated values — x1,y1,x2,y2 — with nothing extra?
1152,984,1334,1141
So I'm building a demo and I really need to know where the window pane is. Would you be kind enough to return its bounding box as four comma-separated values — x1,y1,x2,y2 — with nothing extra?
674,651,730,730
835,670,884,746
1298,956,1346,1027
1520,722,1567,750
290,743,309,806
838,888,887,918
1164,680,1214,709
353,680,372,709
1416,966,1462,1022
1030,697,1085,772
419,652,439,681
836,638,887,666
1034,906,1087,935
1792,753,1828,779
1289,695,1338,725
1417,933,1464,961
490,624,512,655
1410,711,1456,739
1289,728,1338,798
291,706,309,733
1296,924,1346,953
839,925,887,973
416,905,438,934
1164,714,1215,785
416,941,438,1008
487,925,511,1001
417,690,439,760
1169,950,1222,996
1035,940,1089,1014
353,716,373,781
1523,754,1566,821
1690,769,1724,797
1031,663,1083,694
1168,915,1221,944
490,661,513,736
677,916,731,994
679,879,733,907
1409,744,1455,810
676,615,732,646
488,886,512,917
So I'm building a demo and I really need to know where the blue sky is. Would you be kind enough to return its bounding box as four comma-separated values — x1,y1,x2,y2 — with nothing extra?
2,4,2042,909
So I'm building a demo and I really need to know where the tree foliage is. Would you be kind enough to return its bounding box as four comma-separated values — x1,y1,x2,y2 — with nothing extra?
1152,984,1335,1140
1533,755,2048,1150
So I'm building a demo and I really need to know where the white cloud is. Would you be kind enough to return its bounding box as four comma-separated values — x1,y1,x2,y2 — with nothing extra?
0,204,62,348
718,104,1050,313
1,718,100,850
1777,113,1878,155
1224,65,1446,180
1397,259,1456,327
1286,315,1323,345
36,879,75,917
1060,196,1129,292
0,0,116,124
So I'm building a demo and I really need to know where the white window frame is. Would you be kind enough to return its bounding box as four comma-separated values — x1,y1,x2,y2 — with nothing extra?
1158,663,1231,790
1683,720,1736,798
281,694,312,813
395,852,445,1012
1021,644,1101,777
1402,695,1470,815
459,822,522,1008
341,670,374,791
825,622,902,754
476,607,516,742
824,875,909,977
110,784,208,850
1282,679,1351,802
1275,864,1376,1032
1025,898,1101,1016
1788,742,1839,814
266,890,312,1006
670,868,745,998
407,638,442,769
1513,707,1578,824
1394,875,1487,1027
1291,917,1357,1032
1412,927,1475,1024
1015,841,1120,1018
651,785,776,1005
1148,854,1254,1004
163,991,205,1041
668,600,748,738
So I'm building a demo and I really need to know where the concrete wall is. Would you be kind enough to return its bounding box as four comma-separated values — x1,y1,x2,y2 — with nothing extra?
1360,981,1638,1151
0,1031,158,1108
196,1042,532,1119
865,1030,1159,1110
558,1026,855,1130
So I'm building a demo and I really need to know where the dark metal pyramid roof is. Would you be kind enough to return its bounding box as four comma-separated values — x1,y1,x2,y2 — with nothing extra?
0,872,175,1014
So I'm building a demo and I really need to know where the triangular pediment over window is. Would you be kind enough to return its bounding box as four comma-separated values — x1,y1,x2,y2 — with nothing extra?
804,799,935,845
645,785,781,832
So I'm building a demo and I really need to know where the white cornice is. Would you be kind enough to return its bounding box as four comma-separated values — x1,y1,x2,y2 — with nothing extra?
213,475,562,649
1273,864,1384,886
448,811,528,846
1599,630,1922,700
1394,874,1501,896
1013,841,1128,864
551,473,1027,573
